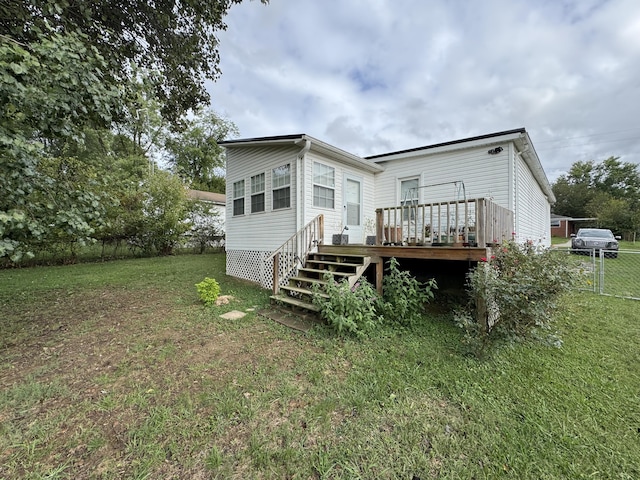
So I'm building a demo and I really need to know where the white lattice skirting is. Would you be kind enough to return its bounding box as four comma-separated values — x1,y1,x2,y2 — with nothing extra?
226,250,272,289
226,250,300,290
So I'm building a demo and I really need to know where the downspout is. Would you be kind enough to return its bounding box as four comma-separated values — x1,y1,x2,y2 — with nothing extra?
295,138,311,239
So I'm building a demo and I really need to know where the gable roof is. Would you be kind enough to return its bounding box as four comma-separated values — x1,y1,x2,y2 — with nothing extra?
219,134,384,174
220,129,555,204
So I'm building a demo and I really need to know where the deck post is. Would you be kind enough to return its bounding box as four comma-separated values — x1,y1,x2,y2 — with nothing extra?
476,199,486,247
375,258,383,295
318,214,324,244
273,253,280,295
375,208,383,245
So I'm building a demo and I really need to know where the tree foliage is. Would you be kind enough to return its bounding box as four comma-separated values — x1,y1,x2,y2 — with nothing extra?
552,157,640,237
1,0,268,121
164,108,238,192
0,32,121,261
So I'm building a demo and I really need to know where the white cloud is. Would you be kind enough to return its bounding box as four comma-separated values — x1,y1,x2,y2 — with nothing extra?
208,0,640,181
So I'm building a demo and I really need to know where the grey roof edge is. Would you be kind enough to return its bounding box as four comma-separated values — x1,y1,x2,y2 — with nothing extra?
364,128,527,160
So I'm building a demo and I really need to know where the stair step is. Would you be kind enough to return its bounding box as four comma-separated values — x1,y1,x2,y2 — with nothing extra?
280,285,329,298
288,276,335,286
305,259,364,268
297,267,352,277
308,253,370,263
270,294,320,312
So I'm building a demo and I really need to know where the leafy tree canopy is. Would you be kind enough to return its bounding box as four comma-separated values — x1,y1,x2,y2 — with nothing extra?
164,108,238,193
552,157,640,236
1,0,268,121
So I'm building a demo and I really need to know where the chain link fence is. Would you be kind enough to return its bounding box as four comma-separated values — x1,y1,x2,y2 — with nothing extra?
555,248,640,301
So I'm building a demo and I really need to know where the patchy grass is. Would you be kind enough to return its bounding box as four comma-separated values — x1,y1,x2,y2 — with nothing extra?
1,254,639,479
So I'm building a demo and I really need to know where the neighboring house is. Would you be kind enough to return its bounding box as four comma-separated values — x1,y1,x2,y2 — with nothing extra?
220,128,555,288
550,214,597,238
186,189,226,249
187,189,226,223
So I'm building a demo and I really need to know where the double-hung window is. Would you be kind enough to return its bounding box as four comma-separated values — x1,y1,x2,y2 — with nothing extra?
272,164,291,210
233,180,245,216
250,173,265,213
313,162,335,208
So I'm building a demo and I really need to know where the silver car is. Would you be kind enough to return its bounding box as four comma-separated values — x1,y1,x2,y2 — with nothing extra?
570,228,620,258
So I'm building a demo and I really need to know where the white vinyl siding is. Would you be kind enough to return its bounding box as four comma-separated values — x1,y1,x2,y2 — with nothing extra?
304,151,376,244
374,146,510,210
515,154,551,245
225,146,297,252
313,162,335,208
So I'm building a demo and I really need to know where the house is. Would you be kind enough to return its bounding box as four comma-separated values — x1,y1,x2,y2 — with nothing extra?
220,128,555,290
187,189,226,223
186,189,226,249
550,214,597,238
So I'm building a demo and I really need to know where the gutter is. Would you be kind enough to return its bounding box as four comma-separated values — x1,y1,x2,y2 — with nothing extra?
295,138,312,239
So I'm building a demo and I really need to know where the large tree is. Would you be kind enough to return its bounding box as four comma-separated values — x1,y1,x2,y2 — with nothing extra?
0,31,121,261
552,157,640,237
0,0,268,121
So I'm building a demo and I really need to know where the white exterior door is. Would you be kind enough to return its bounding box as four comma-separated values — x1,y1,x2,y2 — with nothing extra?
343,175,363,243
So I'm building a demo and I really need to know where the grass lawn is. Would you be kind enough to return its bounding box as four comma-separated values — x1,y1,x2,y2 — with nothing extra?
1,254,639,479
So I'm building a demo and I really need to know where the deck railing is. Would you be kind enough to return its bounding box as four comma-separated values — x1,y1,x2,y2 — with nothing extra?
267,214,324,295
375,198,513,247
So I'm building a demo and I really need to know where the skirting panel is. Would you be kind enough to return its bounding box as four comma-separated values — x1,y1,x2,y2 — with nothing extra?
226,250,298,290
226,250,271,288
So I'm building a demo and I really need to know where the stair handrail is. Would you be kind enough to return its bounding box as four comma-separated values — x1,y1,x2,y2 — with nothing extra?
267,214,324,294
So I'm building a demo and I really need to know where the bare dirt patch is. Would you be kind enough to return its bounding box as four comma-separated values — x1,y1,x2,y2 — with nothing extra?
0,286,318,478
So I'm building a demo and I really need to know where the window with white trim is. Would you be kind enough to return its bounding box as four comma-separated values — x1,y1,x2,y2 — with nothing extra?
313,162,335,208
400,177,419,220
233,179,245,216
250,173,265,213
272,163,291,210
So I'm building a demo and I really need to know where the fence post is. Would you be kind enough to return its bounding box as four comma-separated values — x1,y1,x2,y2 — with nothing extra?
599,251,604,295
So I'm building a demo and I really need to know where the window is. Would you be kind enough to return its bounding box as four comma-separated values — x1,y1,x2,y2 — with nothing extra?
233,180,244,216
400,178,419,220
272,163,291,210
250,173,265,213
313,162,335,208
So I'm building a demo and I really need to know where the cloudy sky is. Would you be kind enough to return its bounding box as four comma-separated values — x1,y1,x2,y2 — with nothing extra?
206,0,640,182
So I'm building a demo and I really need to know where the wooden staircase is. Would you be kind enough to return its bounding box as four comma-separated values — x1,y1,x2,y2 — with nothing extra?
270,252,371,312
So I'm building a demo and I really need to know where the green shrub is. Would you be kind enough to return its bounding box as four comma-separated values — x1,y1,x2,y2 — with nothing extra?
377,257,437,328
455,240,580,356
195,277,221,306
311,274,382,337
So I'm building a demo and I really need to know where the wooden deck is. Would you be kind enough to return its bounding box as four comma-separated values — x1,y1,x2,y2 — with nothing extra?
319,244,490,262
318,244,490,294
